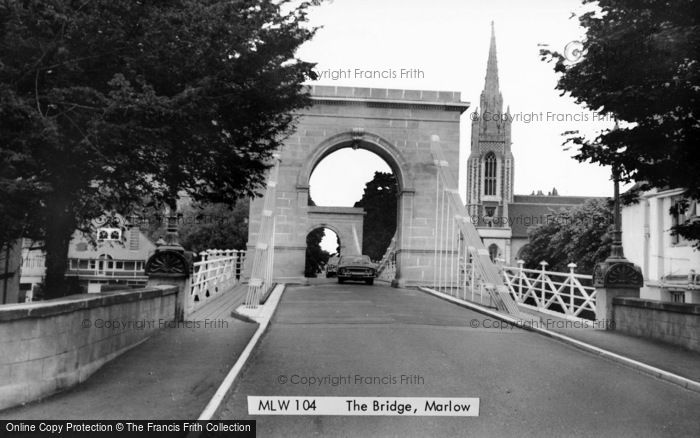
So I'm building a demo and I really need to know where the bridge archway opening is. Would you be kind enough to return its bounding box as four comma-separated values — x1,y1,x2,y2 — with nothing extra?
308,145,399,262
304,226,339,278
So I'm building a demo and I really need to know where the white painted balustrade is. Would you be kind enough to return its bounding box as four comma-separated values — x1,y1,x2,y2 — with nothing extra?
189,249,245,312
501,260,597,321
376,234,397,282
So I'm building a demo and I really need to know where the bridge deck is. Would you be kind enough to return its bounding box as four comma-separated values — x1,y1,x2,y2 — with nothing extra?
2,283,698,436
217,283,700,437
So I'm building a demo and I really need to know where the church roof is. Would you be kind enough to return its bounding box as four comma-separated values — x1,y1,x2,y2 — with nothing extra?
512,194,598,205
509,195,607,238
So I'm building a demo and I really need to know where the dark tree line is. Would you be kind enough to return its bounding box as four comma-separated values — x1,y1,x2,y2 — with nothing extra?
541,0,699,247
355,172,397,261
519,198,613,275
0,0,321,297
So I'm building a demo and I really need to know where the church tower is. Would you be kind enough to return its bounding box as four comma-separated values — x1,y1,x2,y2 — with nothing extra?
466,22,514,262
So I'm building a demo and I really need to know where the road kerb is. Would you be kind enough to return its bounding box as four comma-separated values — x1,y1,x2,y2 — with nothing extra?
196,284,286,423
418,287,700,394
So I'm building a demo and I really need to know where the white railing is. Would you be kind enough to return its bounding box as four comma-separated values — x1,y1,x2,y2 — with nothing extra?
376,234,397,282
244,155,280,308
189,249,245,313
502,260,597,321
424,136,521,316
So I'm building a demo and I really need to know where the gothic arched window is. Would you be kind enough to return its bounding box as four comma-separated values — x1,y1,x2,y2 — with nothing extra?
484,152,497,196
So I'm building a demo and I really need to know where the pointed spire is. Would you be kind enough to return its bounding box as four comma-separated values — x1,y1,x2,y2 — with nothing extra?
485,21,500,94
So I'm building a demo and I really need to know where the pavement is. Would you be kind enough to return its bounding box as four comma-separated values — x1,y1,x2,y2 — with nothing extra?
218,283,700,438
550,319,700,383
0,284,258,420
425,289,700,387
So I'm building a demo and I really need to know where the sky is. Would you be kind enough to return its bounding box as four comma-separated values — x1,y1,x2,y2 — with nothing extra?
296,0,618,252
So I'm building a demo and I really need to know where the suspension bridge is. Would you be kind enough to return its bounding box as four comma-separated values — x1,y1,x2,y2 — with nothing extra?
1,87,698,437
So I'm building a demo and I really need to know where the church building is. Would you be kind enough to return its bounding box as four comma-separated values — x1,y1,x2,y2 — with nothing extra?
466,23,595,264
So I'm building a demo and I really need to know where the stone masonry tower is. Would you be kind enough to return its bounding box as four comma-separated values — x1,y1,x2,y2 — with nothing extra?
466,22,514,262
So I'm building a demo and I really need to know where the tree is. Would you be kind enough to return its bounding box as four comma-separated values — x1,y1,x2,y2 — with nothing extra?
540,0,700,246
354,172,397,261
519,198,613,275
304,228,329,277
0,0,320,297
142,200,249,254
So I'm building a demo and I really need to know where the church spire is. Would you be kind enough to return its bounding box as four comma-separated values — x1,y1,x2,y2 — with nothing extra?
485,21,500,94
479,21,503,116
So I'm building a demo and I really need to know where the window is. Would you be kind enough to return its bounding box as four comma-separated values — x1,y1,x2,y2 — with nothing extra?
484,206,496,228
97,227,122,241
484,153,497,196
671,198,697,245
670,290,685,303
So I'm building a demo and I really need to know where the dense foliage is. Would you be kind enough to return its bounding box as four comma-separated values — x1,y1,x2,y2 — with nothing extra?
541,0,699,246
0,0,320,296
354,172,397,261
519,198,613,275
304,227,329,277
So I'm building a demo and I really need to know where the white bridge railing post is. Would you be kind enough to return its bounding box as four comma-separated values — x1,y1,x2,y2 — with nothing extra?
501,260,598,322
188,248,246,314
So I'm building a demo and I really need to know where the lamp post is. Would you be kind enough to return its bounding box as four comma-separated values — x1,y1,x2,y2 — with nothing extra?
609,165,625,260
592,160,643,324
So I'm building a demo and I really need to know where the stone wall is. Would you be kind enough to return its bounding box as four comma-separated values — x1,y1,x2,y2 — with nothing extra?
613,297,700,352
0,286,177,410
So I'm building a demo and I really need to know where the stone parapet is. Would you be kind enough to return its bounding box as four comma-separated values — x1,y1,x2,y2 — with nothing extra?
0,286,177,410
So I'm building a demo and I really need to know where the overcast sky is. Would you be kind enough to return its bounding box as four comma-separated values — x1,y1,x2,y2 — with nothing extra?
299,0,619,206
296,0,617,252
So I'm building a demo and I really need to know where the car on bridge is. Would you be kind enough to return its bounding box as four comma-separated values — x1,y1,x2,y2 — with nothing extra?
337,255,376,285
325,256,340,278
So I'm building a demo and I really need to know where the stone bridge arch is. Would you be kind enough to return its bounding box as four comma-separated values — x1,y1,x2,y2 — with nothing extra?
246,86,469,286
296,129,414,194
305,209,364,257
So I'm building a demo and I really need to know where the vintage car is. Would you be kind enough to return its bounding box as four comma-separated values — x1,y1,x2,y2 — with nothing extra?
337,255,376,285
325,256,340,278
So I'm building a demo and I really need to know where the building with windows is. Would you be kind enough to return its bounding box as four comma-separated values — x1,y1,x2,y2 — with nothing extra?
466,23,601,263
622,188,700,304
19,217,156,297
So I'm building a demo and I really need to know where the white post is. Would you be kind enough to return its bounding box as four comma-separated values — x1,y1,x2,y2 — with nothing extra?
567,262,577,315
539,261,548,309
517,259,525,302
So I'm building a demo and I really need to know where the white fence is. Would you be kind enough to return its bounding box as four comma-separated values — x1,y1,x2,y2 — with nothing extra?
189,249,245,313
376,234,397,282
502,261,597,321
